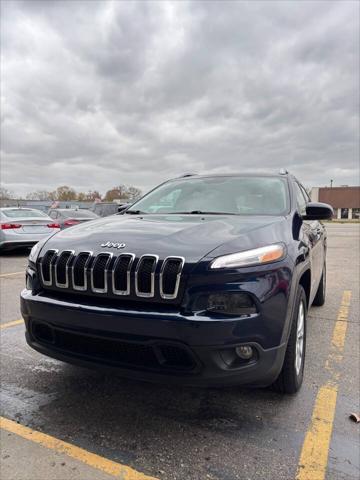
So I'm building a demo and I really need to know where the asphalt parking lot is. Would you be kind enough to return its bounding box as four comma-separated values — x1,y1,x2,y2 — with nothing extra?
0,223,359,480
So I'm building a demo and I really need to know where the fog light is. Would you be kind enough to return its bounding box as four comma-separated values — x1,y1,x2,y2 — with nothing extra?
235,345,254,360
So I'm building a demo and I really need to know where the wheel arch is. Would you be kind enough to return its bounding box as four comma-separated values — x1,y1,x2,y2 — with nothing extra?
298,268,311,308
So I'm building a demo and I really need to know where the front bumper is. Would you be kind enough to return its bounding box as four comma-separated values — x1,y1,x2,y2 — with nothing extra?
21,289,287,387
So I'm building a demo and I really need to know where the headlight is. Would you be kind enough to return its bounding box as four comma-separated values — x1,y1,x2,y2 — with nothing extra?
210,243,286,269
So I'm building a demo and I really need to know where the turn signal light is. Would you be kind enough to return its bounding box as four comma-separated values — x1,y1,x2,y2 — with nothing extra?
211,244,286,269
1,223,22,230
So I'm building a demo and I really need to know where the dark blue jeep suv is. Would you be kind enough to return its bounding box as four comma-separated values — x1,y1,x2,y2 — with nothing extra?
21,172,333,393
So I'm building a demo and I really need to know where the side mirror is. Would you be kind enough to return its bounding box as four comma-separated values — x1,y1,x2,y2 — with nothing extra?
302,202,334,220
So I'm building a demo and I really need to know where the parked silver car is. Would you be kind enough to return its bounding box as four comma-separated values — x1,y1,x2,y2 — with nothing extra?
0,207,60,251
90,202,131,217
48,208,98,229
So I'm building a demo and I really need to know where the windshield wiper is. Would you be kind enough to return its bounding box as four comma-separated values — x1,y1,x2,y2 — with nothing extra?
171,211,237,215
125,210,146,215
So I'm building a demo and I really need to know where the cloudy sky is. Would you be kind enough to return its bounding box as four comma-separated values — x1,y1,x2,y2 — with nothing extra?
1,0,359,197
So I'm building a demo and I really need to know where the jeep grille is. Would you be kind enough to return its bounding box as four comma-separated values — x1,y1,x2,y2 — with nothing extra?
38,251,185,301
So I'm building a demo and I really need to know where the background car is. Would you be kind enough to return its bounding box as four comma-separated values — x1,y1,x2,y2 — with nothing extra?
0,207,60,251
90,202,131,217
48,208,99,229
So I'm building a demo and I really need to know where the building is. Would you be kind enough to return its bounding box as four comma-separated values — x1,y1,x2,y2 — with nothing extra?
310,186,360,219
0,199,94,211
0,198,131,213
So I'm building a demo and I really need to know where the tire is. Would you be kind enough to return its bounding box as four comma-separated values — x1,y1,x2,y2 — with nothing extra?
271,285,307,394
312,263,326,306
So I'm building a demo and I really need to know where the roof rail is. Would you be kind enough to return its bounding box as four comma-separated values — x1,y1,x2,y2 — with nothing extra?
180,173,197,178
279,168,289,175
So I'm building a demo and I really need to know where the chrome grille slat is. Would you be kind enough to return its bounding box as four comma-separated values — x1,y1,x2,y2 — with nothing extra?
112,253,135,295
72,251,93,291
40,249,58,286
55,250,75,288
135,255,159,298
90,252,113,293
160,256,185,300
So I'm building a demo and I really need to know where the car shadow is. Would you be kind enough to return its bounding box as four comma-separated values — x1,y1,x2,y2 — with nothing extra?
0,247,30,257
2,349,306,479
28,362,294,440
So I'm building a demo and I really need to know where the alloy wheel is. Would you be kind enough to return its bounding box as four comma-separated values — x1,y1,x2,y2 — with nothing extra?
295,301,305,376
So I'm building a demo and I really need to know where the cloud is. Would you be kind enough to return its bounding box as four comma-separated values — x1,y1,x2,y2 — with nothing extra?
1,0,359,197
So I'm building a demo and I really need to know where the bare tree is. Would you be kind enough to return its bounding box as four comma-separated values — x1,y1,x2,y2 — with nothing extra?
0,187,14,200
104,185,129,201
26,190,55,201
54,186,77,201
104,185,142,202
83,190,102,201
127,186,142,200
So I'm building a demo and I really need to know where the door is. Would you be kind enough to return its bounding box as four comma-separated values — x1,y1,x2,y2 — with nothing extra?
294,182,324,294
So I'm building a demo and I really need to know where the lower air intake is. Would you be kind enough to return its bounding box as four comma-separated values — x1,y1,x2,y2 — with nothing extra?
31,321,197,372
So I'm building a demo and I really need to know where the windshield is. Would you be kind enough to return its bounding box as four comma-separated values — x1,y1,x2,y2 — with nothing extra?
1,208,48,218
129,176,289,215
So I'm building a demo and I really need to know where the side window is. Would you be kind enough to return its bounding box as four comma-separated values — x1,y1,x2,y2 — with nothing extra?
294,182,307,215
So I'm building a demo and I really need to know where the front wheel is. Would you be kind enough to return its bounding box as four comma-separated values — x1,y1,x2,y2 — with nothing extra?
271,285,307,394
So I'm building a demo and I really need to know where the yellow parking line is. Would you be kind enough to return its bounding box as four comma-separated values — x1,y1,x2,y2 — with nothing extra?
0,271,24,278
296,290,352,480
0,319,24,330
0,416,159,480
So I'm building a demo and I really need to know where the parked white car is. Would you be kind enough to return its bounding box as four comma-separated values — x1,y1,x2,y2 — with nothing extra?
0,208,60,252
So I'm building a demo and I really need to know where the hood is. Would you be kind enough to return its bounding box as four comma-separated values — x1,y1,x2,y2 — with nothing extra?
43,214,288,263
